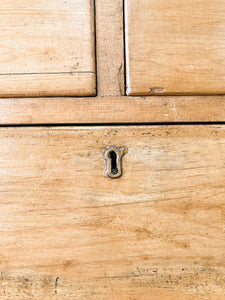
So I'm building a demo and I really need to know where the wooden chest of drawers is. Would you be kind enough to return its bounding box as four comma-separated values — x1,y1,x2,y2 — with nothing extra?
0,1,225,299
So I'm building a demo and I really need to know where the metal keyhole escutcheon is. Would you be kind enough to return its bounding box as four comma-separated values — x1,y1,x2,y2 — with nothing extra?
104,146,127,178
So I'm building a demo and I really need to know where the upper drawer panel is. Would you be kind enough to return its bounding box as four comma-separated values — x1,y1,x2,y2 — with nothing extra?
125,0,225,96
0,0,96,97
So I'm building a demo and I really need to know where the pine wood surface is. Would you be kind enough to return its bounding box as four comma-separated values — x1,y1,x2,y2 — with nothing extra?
125,0,225,95
1,0,225,298
0,0,224,123
1,96,225,125
96,0,125,96
0,125,225,299
0,0,96,97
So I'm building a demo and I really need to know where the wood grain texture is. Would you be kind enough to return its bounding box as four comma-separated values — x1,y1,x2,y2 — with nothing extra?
0,0,96,97
1,96,225,124
125,0,225,95
96,0,125,96
1,125,225,299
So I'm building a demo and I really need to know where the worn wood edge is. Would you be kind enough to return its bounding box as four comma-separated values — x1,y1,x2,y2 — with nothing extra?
1,96,225,124
0,73,96,97
95,0,125,96
127,90,225,97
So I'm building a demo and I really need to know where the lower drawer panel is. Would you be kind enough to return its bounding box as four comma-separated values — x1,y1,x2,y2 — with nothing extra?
0,126,225,299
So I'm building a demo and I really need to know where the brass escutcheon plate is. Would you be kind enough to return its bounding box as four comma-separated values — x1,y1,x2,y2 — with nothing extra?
104,146,127,178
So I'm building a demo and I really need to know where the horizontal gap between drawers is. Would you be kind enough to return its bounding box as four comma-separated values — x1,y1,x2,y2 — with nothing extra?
1,122,225,128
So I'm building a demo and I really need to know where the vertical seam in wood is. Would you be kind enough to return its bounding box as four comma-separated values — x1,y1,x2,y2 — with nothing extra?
123,0,128,96
93,0,98,96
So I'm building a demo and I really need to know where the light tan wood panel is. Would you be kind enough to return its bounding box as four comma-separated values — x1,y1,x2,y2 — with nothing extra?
0,0,96,97
125,0,225,95
96,0,125,96
2,96,225,124
1,126,225,299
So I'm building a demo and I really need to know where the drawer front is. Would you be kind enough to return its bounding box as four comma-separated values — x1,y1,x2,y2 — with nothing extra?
0,126,225,299
125,0,225,96
0,0,96,97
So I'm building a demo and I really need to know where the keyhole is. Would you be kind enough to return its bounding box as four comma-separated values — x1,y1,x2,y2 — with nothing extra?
109,150,118,175
104,146,127,179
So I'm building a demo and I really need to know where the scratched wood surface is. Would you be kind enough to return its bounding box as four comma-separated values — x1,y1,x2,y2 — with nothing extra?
1,0,225,123
0,0,96,97
125,0,225,95
1,126,225,299
2,96,225,124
